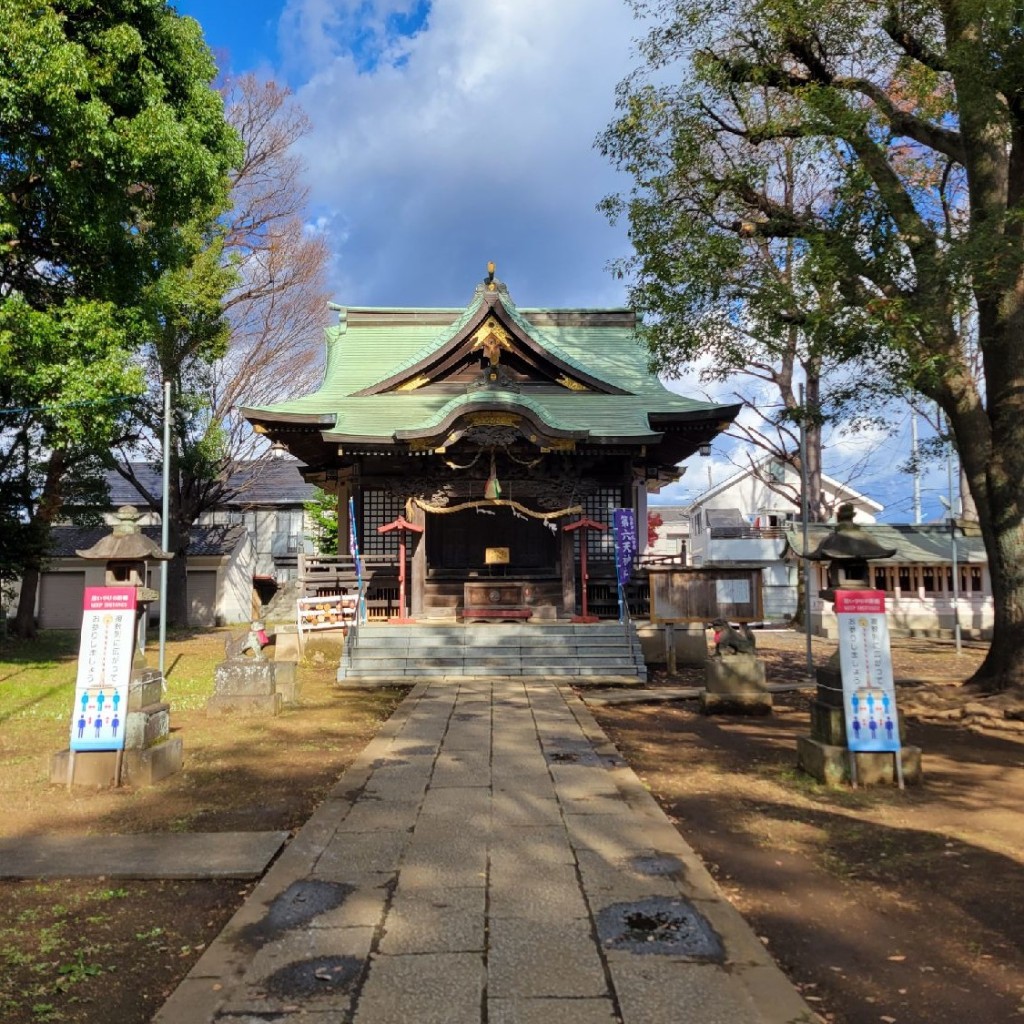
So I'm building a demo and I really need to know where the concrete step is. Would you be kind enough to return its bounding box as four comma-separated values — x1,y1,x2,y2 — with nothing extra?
340,621,648,682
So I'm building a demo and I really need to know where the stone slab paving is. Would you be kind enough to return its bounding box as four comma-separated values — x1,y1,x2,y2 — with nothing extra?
0,831,289,880
154,678,818,1024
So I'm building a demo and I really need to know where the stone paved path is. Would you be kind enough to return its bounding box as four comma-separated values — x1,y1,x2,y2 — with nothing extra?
154,679,815,1024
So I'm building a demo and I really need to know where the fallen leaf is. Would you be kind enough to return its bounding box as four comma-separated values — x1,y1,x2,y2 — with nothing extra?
887,954,906,962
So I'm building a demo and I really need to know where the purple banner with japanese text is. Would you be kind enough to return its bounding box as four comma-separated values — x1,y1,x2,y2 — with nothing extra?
613,508,637,587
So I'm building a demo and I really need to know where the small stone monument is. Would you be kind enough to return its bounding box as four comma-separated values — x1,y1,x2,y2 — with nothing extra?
207,620,284,716
700,619,772,714
50,506,182,787
793,504,923,786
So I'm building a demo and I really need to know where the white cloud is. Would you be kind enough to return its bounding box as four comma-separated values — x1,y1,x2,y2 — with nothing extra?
276,0,639,306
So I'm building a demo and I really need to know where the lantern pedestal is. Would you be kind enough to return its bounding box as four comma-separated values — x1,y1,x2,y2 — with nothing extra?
797,665,922,786
50,667,183,788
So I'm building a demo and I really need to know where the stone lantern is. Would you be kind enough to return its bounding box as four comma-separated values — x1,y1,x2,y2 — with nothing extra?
50,506,182,788
792,503,921,786
802,503,896,601
75,505,170,652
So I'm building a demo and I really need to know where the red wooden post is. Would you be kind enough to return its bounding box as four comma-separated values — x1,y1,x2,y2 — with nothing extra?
377,516,424,624
562,517,607,623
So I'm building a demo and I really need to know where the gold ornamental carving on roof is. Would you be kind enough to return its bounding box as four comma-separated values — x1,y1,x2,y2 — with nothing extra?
397,375,431,391
556,374,589,392
470,316,513,366
467,412,521,427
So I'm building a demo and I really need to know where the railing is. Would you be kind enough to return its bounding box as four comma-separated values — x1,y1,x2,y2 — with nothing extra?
704,526,788,539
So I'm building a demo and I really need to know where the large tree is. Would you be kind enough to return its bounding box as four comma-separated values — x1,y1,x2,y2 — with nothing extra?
0,0,240,637
110,75,329,626
602,0,1024,690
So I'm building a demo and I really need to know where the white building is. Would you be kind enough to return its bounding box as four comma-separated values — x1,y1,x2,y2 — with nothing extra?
681,457,882,620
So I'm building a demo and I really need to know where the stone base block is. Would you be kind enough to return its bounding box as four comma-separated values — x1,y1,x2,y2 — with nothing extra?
213,659,276,696
809,697,911,747
125,702,171,749
272,627,300,662
123,737,184,786
206,692,282,717
49,737,183,788
636,624,708,668
700,690,773,716
797,735,923,787
815,667,844,708
705,655,767,694
809,699,847,746
127,668,165,712
273,661,300,703
50,749,118,788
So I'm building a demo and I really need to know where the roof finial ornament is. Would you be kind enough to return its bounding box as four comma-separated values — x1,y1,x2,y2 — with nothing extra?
485,260,496,291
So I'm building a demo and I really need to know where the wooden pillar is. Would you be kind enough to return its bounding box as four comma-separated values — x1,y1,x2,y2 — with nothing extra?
410,502,426,617
560,524,575,618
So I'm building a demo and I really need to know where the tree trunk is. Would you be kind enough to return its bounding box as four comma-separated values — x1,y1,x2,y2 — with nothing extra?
13,451,66,639
165,512,191,628
14,562,41,639
967,486,1024,692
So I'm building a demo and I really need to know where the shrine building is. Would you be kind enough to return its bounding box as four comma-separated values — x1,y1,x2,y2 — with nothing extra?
242,268,739,621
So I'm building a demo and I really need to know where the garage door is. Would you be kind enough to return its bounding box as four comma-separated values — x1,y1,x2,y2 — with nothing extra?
39,572,86,629
187,571,218,627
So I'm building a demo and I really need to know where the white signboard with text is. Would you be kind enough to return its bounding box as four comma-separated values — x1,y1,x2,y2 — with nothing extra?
70,587,137,752
835,589,901,753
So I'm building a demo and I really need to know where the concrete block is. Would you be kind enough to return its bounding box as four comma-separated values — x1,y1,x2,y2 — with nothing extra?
206,692,282,717
49,736,184,788
700,691,773,716
125,702,170,749
124,737,184,786
797,735,922,787
809,699,846,745
272,661,299,703
704,655,767,694
635,623,707,667
213,659,277,696
50,749,118,787
810,695,911,746
127,669,165,712
271,627,300,661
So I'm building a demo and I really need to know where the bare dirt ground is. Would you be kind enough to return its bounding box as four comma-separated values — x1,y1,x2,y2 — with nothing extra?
1,629,1023,1024
0,631,405,1024
590,631,1024,1024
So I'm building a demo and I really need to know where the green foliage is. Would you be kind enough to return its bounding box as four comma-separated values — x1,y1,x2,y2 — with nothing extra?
603,0,1024,687
0,0,240,609
305,488,340,555
0,0,240,307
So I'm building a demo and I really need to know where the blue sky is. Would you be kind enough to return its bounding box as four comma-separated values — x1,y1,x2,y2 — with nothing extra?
171,0,945,522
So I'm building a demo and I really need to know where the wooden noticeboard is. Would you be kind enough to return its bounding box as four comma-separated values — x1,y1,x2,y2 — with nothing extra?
649,568,763,623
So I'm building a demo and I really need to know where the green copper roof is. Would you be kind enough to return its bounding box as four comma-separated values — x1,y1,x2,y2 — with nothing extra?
243,284,736,447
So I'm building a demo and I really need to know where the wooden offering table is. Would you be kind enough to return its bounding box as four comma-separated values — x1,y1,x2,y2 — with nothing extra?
462,582,533,622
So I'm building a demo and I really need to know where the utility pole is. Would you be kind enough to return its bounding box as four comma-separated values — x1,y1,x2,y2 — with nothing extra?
800,383,813,679
159,380,171,678
911,414,922,524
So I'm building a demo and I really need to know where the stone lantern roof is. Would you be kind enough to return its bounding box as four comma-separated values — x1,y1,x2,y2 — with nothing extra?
801,504,897,564
75,506,172,562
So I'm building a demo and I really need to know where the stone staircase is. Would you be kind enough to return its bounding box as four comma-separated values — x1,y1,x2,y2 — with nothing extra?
338,620,648,684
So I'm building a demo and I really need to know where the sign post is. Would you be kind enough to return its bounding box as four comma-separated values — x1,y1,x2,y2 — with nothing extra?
834,589,904,790
68,587,138,788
